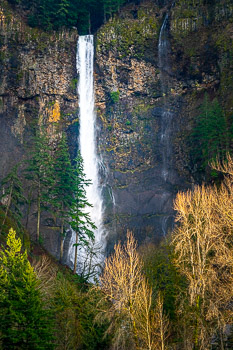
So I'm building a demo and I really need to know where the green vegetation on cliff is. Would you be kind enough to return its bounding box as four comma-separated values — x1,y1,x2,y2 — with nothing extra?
190,95,232,175
96,2,160,59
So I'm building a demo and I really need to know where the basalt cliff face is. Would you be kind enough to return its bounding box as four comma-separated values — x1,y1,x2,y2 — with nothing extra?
94,0,233,252
0,0,232,257
0,0,78,257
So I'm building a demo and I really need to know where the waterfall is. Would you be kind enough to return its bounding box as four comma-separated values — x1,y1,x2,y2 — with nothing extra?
158,13,170,83
68,35,105,276
157,10,176,235
158,14,173,183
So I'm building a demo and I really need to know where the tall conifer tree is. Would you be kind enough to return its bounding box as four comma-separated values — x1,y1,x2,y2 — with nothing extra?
0,165,26,234
24,127,54,243
0,228,54,349
191,95,228,172
49,132,75,261
70,151,96,274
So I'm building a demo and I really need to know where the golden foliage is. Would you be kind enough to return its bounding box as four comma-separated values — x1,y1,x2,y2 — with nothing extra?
48,101,60,123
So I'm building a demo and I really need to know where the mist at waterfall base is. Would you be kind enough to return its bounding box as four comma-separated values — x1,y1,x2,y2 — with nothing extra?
67,35,106,278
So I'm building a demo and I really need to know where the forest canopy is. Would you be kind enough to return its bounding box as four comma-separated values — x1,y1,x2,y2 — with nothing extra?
7,0,142,34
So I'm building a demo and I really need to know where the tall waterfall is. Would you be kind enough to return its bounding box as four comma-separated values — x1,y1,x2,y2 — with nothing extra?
158,14,173,183
68,35,105,275
157,11,176,236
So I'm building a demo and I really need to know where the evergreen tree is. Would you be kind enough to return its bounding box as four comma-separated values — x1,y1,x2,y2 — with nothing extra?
0,165,26,234
7,0,132,33
57,0,70,20
191,95,229,173
49,132,75,261
24,127,54,243
53,0,73,29
70,151,96,274
0,228,54,349
103,0,125,21
49,134,96,266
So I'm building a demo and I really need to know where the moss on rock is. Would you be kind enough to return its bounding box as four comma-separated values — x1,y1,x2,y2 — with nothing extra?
96,1,161,60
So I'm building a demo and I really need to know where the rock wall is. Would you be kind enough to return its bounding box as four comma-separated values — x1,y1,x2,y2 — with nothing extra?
0,0,78,257
94,0,233,252
170,0,233,178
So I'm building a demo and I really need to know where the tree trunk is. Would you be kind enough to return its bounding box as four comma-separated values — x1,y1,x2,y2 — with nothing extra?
87,250,93,279
130,301,140,350
160,310,165,350
88,13,91,34
0,181,13,234
26,187,32,229
194,295,200,350
60,216,65,262
36,181,41,243
220,328,225,350
73,231,78,274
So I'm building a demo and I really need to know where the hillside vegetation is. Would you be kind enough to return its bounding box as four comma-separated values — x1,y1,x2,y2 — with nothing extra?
1,156,232,349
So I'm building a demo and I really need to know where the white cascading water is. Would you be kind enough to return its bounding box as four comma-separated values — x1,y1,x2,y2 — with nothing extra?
68,35,105,276
158,14,173,183
157,11,175,235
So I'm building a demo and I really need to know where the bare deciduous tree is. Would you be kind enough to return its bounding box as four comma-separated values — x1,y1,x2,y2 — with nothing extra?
32,254,58,298
172,155,233,349
98,231,169,350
